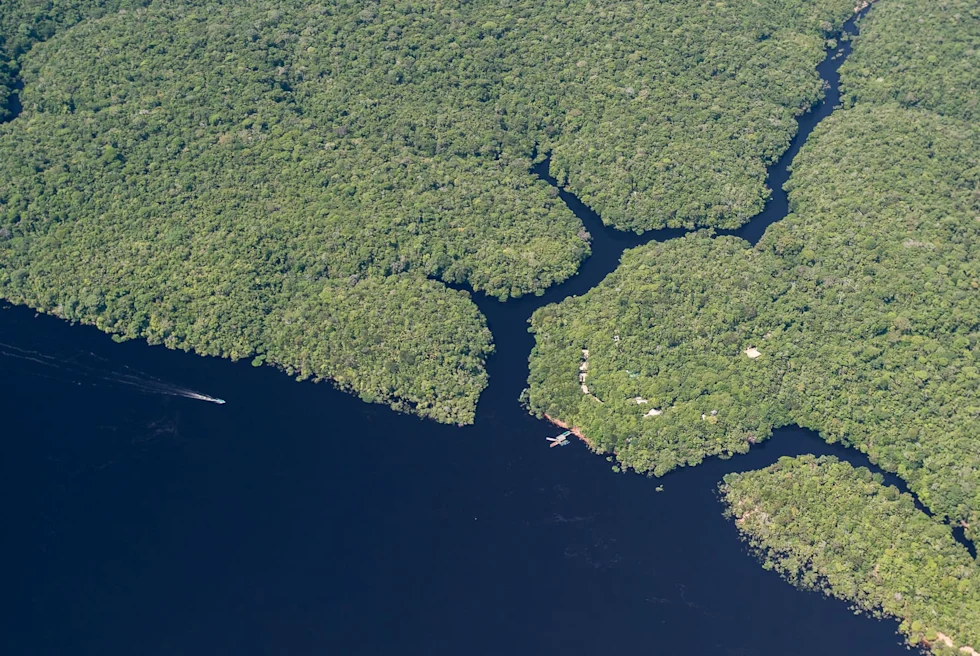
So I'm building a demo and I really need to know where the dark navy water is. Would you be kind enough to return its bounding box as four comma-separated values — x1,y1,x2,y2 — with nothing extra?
2,303,909,656
2,9,925,656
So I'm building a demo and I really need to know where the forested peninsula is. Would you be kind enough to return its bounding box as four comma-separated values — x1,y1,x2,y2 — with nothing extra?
722,456,980,654
4,0,979,650
527,0,978,530
0,0,860,421
527,0,979,649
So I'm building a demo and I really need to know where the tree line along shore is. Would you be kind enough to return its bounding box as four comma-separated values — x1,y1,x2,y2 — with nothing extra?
2,0,978,649
526,0,979,649
1,0,857,422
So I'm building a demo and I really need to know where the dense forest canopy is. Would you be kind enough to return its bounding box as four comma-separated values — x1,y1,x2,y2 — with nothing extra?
0,0,859,420
839,0,979,121
1,0,861,232
3,0,978,648
0,1,152,121
722,456,980,654
527,0,979,531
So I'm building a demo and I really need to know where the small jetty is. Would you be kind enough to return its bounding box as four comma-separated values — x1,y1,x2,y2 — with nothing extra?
547,430,572,448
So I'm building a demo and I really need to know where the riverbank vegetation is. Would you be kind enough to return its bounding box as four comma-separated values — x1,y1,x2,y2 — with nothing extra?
0,0,859,420
722,456,980,655
527,0,979,530
527,106,980,524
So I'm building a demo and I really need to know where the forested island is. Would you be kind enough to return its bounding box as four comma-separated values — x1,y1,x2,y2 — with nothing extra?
0,0,861,422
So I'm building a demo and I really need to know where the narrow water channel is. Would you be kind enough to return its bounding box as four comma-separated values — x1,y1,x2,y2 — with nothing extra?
468,4,973,557
0,7,964,656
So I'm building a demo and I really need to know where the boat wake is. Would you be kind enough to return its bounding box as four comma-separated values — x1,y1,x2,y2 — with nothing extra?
0,342,225,404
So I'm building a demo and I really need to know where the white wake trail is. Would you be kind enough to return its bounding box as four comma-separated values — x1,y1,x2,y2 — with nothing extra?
0,344,225,404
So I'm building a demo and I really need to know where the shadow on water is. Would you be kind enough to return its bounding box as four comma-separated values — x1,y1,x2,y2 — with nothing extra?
0,6,970,656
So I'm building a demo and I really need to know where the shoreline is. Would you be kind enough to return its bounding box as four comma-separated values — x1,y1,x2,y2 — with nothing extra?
543,413,596,450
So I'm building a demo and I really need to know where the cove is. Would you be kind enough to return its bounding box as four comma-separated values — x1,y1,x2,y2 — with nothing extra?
0,7,939,656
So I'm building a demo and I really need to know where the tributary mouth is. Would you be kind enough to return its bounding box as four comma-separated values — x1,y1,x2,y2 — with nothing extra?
457,3,973,558
462,8,870,400
457,6,869,320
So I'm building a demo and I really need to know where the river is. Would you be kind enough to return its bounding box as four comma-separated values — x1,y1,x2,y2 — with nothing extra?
1,8,924,656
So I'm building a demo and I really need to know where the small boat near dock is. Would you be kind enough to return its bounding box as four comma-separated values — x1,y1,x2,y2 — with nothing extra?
546,430,572,448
